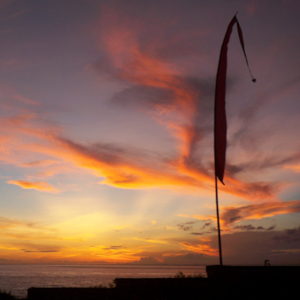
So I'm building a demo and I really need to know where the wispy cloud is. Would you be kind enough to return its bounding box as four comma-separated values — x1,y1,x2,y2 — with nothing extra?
21,249,59,253
221,200,300,227
22,159,59,167
180,240,218,257
0,216,54,231
7,180,59,193
0,84,39,106
177,221,196,232
226,151,300,177
0,215,60,243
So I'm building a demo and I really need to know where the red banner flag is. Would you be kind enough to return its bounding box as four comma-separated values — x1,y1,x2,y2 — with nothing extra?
214,15,255,184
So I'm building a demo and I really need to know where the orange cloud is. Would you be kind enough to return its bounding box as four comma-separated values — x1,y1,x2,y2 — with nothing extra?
180,241,218,256
96,9,201,163
284,164,300,172
22,159,59,167
221,200,300,227
7,180,59,193
0,94,284,201
53,136,283,201
33,136,206,190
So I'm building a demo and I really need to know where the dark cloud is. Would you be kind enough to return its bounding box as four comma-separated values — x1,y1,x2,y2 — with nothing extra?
227,151,300,177
109,76,214,110
107,73,216,166
229,77,300,154
107,75,217,169
177,221,198,232
208,229,300,265
126,226,300,266
236,75,300,133
0,216,56,233
110,84,176,109
162,252,216,266
103,245,125,250
91,15,218,174
0,258,20,264
21,249,59,253
232,181,282,200
227,74,300,178
129,256,161,265
234,224,255,231
234,224,276,231
19,243,61,253
273,226,300,243
202,222,212,229
229,216,242,223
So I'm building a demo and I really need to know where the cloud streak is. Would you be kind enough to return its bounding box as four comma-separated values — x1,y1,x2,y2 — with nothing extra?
221,200,300,227
180,241,218,257
7,180,59,193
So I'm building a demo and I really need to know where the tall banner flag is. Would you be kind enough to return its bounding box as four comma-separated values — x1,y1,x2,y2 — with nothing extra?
214,14,255,185
214,14,255,265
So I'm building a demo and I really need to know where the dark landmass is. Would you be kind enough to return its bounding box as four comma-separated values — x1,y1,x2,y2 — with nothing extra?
2,265,300,300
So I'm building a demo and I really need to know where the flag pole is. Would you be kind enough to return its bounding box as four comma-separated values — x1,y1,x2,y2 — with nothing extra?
214,14,255,267
215,174,223,266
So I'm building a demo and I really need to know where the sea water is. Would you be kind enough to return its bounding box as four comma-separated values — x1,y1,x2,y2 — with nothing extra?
0,264,206,299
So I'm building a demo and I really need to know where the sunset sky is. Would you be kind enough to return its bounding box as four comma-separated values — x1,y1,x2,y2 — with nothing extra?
1,0,300,266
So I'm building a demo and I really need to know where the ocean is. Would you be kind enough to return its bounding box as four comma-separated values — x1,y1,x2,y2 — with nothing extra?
0,264,206,299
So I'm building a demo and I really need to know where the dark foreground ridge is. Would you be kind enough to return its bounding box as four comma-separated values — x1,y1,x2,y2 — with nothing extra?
25,265,300,300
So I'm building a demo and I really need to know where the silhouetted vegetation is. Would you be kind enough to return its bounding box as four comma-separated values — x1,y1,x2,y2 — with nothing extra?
0,291,16,300
91,280,115,289
173,271,204,278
